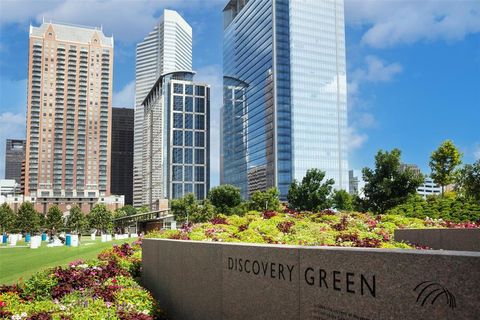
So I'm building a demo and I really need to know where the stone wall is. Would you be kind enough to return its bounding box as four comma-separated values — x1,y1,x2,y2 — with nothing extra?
142,239,480,320
394,229,480,251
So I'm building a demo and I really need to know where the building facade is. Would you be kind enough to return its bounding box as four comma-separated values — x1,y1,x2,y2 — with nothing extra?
0,179,21,197
111,107,134,204
417,176,442,198
221,0,348,199
134,10,193,207
5,139,26,185
142,71,210,210
348,169,365,197
25,22,117,213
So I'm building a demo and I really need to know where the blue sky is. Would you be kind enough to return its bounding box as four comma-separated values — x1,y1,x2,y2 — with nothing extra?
0,0,479,187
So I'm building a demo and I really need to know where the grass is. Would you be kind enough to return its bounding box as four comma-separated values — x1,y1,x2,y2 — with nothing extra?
0,237,133,285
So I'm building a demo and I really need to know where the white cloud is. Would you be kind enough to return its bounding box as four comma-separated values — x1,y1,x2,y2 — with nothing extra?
0,112,26,179
195,64,222,187
347,127,368,150
0,0,224,44
474,143,480,161
112,81,135,107
345,0,480,48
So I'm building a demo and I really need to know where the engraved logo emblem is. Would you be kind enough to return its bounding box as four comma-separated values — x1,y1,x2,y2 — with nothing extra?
414,281,456,309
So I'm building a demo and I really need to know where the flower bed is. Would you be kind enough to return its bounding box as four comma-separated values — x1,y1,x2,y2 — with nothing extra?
145,210,479,249
0,239,166,320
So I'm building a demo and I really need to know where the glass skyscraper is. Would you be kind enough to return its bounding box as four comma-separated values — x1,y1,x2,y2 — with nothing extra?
221,0,348,199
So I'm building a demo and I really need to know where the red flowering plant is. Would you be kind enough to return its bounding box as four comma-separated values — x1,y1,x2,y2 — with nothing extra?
262,211,277,219
210,216,228,225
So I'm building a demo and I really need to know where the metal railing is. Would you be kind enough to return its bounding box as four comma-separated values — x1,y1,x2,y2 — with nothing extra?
113,209,173,226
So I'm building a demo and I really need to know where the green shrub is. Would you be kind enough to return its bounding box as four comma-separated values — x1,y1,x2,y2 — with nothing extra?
23,270,58,300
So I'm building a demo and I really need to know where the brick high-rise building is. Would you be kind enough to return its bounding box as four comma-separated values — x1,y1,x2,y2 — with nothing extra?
25,21,122,213
5,139,26,185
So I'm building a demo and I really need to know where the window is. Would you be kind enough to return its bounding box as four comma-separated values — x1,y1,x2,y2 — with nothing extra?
172,183,183,199
195,167,204,182
173,95,183,111
195,132,205,147
195,149,204,164
173,113,183,129
185,96,193,112
185,114,193,129
184,149,193,164
173,148,183,163
173,130,183,146
184,131,193,146
195,86,205,96
185,85,193,95
173,83,183,94
173,166,182,181
195,115,205,130
195,98,205,113
184,166,193,181
195,184,205,199
184,183,193,194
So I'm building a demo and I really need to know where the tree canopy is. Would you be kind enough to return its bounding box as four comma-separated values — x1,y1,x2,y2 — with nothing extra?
429,140,462,195
16,202,41,234
207,184,243,215
287,168,334,211
362,148,424,213
456,159,480,201
66,205,87,234
249,187,281,212
46,205,64,232
0,203,16,233
87,204,113,233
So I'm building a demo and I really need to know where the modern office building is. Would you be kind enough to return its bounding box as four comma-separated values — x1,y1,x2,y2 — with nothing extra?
25,21,121,213
142,71,210,210
417,176,441,198
134,9,193,207
111,107,134,204
5,139,26,185
221,0,348,199
349,169,365,197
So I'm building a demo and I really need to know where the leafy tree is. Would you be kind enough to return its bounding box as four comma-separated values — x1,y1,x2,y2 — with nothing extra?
16,202,40,234
207,184,243,215
287,169,334,212
456,159,480,201
66,205,87,234
362,149,424,214
122,205,137,216
331,190,353,211
46,205,64,233
138,206,150,214
0,203,16,233
87,204,113,234
171,193,214,223
249,187,281,212
429,140,463,195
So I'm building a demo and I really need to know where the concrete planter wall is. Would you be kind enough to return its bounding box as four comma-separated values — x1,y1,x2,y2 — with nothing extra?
142,239,480,320
394,228,480,251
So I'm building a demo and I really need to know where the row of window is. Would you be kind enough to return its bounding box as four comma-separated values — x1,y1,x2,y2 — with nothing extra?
173,130,205,147
172,183,205,200
172,165,205,182
173,83,206,96
172,148,205,165
173,95,206,113
173,113,205,130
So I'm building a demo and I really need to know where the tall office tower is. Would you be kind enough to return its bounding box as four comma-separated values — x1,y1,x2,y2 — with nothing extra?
25,22,118,213
134,10,193,207
111,107,134,205
142,71,210,210
5,139,26,184
221,0,348,199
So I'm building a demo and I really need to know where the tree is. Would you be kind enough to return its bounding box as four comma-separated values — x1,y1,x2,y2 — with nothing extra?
122,205,137,216
456,159,480,201
46,205,64,233
87,204,113,234
0,203,16,233
429,140,463,195
207,185,243,215
331,190,353,211
15,202,40,234
171,193,214,223
362,148,424,214
66,206,87,234
287,169,335,212
250,187,281,212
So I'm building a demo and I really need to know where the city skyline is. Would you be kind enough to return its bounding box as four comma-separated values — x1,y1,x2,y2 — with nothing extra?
1,0,479,187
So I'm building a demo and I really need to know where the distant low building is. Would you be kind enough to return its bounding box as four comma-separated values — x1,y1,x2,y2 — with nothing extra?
349,170,365,197
0,179,21,197
417,176,441,198
5,139,26,185
400,163,422,176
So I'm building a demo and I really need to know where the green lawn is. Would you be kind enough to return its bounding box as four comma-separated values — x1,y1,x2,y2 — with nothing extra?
0,237,133,285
